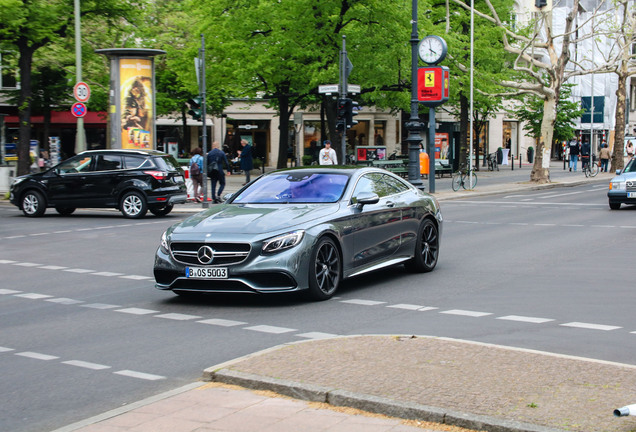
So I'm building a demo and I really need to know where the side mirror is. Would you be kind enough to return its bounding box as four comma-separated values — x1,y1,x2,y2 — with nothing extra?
616,169,622,175
352,192,379,209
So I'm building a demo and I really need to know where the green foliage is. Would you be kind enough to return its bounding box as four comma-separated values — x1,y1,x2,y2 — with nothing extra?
509,84,584,143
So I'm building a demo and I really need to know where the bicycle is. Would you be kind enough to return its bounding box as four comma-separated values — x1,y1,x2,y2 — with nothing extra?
486,152,499,171
451,166,478,191
582,155,599,178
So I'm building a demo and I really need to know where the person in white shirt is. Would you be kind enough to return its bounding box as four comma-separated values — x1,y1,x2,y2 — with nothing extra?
319,140,338,165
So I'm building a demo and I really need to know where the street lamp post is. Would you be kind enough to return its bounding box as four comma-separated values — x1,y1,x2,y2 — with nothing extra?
405,0,425,190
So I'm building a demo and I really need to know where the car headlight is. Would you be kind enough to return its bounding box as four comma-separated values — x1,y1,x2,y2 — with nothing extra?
262,230,304,254
160,231,169,254
10,177,26,188
610,181,624,191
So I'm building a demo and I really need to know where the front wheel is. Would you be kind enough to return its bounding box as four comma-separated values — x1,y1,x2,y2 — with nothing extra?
306,237,341,301
451,173,462,191
405,218,439,273
120,191,148,219
149,203,174,217
589,163,599,177
462,172,477,190
21,190,46,217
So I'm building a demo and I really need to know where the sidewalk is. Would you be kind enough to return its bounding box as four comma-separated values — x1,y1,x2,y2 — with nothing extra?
55,162,635,432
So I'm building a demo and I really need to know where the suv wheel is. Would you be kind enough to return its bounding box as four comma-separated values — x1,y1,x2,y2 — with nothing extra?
55,206,76,215
22,190,46,217
120,191,148,218
149,203,174,217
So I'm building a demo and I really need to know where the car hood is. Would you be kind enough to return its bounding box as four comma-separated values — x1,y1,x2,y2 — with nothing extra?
610,171,636,182
172,203,342,235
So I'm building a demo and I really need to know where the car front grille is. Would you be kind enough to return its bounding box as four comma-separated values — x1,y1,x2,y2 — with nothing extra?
626,180,636,192
170,242,251,266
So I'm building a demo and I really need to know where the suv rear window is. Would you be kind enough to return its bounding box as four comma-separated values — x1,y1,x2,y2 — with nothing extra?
155,155,180,171
123,155,152,169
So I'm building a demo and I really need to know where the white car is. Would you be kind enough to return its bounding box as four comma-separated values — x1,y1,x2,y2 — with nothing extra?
608,158,636,210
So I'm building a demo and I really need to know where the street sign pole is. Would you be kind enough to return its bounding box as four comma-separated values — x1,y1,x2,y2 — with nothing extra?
74,0,86,153
339,36,347,162
200,34,209,209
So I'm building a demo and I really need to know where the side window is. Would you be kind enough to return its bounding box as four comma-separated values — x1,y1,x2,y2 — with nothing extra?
352,173,393,198
383,175,410,194
57,155,93,174
123,155,147,169
94,154,123,171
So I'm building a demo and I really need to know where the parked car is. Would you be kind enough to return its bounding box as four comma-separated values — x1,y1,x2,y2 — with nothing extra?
608,157,636,210
154,166,442,301
9,149,187,218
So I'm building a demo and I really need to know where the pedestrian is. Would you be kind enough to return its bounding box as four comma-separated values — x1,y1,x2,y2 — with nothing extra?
239,139,253,185
568,139,580,171
599,143,611,172
207,141,231,203
319,140,338,165
627,141,634,158
189,147,204,202
580,139,590,171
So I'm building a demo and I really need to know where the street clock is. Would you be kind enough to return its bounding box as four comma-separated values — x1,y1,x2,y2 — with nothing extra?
418,35,448,65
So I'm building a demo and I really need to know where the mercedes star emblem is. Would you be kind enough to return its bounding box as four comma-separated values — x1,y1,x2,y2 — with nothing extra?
197,245,215,265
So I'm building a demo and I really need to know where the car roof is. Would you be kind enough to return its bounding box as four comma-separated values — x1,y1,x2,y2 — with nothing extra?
76,149,168,157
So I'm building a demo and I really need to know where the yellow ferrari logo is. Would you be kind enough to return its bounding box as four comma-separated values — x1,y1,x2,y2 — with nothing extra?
425,72,435,87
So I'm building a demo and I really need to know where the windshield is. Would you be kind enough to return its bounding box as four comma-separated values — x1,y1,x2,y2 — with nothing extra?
232,172,349,204
624,158,636,173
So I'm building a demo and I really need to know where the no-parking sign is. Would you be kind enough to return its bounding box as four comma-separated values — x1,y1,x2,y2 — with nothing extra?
73,81,91,103
71,102,87,118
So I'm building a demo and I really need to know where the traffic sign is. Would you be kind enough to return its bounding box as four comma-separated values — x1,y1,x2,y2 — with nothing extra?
73,82,91,103
71,102,87,118
319,84,339,94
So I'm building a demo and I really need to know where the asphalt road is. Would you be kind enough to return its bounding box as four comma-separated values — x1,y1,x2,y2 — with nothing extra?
1,182,634,432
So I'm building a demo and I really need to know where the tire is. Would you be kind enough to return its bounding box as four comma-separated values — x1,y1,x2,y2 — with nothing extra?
149,203,174,217
589,163,599,177
405,218,439,273
609,201,621,210
55,207,76,215
463,172,477,189
120,191,148,219
306,237,341,301
21,190,46,217
451,173,462,191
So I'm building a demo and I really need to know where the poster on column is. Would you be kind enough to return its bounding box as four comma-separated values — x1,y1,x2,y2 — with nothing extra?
120,58,153,149
435,133,449,160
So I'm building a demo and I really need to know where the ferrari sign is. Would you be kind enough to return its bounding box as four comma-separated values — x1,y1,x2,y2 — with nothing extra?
417,66,449,107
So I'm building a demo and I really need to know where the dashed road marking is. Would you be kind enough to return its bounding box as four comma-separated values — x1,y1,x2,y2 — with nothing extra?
497,315,554,324
561,322,622,331
16,352,59,361
340,299,387,306
15,293,53,300
296,332,339,339
64,268,95,274
39,265,68,270
115,308,159,315
46,298,84,305
114,370,165,381
155,313,201,321
82,303,120,310
0,289,22,295
244,325,297,334
0,346,15,352
13,262,41,267
440,309,493,317
92,271,124,277
62,360,111,370
198,318,247,327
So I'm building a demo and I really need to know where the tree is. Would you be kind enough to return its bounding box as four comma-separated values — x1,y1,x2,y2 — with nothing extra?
0,0,138,175
182,0,413,168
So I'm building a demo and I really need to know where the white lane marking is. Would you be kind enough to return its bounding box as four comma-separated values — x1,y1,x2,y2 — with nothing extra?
16,352,59,361
92,271,124,277
81,303,120,309
119,275,153,280
15,293,53,300
535,223,557,227
155,313,201,321
561,322,622,331
115,308,159,315
440,309,493,317
114,370,165,381
64,268,95,274
13,262,41,267
62,360,111,370
46,298,84,305
340,299,387,306
388,303,426,311
244,325,297,334
29,233,49,237
0,346,15,352
5,236,27,239
497,315,554,324
296,332,339,339
0,289,22,295
418,307,439,312
0,259,17,264
53,230,72,234
198,318,247,327
39,265,68,270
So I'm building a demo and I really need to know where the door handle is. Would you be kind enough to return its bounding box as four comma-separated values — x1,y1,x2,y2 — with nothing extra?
386,201,395,208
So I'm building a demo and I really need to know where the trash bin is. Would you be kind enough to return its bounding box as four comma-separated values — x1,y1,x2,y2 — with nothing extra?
419,152,429,176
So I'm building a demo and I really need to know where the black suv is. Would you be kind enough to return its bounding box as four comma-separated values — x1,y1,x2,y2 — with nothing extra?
10,149,187,218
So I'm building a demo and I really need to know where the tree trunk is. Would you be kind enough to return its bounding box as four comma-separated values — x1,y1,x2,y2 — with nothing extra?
276,95,291,169
459,93,469,168
530,96,557,183
16,39,34,176
612,73,627,172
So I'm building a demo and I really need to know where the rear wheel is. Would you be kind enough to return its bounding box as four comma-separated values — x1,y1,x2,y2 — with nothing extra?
120,191,148,219
405,218,439,273
21,190,46,217
463,172,477,189
307,237,341,301
451,173,462,191
55,206,76,215
149,203,174,217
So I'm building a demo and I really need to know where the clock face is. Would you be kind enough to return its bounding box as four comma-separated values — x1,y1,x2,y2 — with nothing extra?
418,36,447,64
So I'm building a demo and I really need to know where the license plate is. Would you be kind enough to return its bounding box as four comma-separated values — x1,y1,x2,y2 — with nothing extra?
185,267,228,279
628,192,636,198
174,175,184,183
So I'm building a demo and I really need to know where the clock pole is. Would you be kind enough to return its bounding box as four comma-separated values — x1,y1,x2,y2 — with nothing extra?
405,0,425,190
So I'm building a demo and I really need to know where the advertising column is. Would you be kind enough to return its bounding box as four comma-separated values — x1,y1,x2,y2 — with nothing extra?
95,48,165,149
